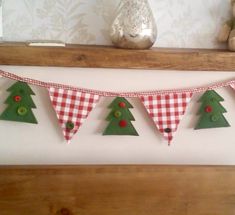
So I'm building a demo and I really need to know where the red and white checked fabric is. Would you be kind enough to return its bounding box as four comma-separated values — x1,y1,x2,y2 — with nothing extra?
48,87,100,143
140,93,193,144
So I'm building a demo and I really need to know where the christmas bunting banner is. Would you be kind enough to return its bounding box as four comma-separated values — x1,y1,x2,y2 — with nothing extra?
0,69,234,145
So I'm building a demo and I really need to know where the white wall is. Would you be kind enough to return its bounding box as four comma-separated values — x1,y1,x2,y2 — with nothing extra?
0,0,235,165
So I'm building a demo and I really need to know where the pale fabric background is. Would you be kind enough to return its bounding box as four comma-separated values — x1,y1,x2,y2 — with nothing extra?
0,0,235,165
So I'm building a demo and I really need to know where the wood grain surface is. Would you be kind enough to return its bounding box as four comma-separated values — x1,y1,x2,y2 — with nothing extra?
0,165,235,215
0,43,235,71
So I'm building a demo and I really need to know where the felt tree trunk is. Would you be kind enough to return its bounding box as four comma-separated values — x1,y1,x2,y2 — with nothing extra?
103,97,138,136
0,81,38,124
195,90,230,130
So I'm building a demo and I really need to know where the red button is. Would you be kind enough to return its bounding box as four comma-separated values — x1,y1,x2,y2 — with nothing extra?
119,102,126,108
205,106,213,113
119,120,127,127
14,95,22,102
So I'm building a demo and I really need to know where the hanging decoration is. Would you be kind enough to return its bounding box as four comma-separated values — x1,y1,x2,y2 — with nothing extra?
0,69,234,145
48,87,100,143
195,90,230,129
140,93,193,144
103,97,139,136
0,81,38,124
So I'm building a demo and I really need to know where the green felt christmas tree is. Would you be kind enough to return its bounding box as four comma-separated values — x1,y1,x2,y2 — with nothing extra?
195,90,230,130
0,81,38,124
103,97,139,136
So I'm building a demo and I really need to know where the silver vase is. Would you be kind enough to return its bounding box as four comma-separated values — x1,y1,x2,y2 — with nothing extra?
110,0,157,49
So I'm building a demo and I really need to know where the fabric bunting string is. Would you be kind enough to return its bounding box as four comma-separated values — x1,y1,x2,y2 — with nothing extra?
0,69,234,145
0,69,235,96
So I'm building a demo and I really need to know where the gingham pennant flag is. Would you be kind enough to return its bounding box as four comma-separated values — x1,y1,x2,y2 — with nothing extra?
140,93,193,144
48,87,100,143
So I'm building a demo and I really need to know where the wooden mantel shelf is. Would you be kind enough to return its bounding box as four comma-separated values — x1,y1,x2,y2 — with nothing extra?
1,165,235,215
0,42,235,71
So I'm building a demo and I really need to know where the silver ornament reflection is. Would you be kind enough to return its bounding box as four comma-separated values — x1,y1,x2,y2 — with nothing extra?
110,0,157,49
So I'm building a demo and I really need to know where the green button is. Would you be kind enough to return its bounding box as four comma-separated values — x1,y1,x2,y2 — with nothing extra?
114,111,122,118
211,114,220,122
66,122,74,130
17,106,28,116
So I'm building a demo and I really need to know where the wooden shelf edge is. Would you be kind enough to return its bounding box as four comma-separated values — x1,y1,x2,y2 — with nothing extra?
1,165,235,215
0,42,234,71
0,164,234,168
0,164,234,174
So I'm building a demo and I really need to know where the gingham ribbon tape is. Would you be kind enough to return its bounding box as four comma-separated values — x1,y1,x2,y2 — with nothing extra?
1,69,235,97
